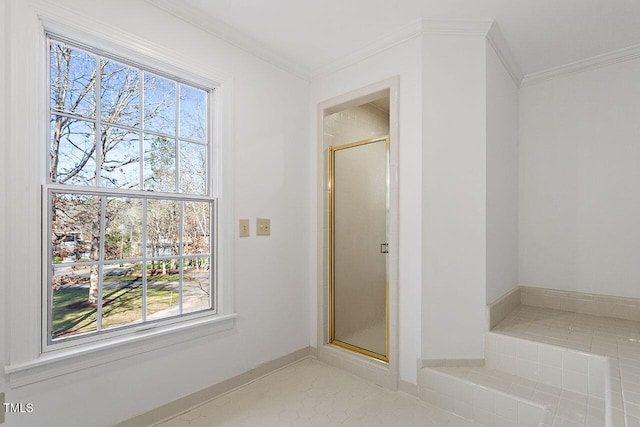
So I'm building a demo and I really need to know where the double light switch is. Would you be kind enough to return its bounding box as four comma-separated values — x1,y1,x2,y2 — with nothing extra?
239,218,270,237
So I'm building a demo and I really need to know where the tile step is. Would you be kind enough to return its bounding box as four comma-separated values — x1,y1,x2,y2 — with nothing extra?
486,331,607,398
418,365,606,427
489,304,640,426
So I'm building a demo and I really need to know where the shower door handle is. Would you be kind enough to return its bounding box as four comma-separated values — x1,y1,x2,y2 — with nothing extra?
380,243,389,254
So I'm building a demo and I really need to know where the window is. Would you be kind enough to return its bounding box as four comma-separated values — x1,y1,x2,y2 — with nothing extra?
46,36,216,348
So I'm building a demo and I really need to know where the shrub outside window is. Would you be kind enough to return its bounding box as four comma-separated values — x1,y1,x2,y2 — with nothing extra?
46,36,216,347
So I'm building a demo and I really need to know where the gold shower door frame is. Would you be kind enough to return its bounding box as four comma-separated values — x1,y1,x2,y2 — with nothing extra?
328,136,390,362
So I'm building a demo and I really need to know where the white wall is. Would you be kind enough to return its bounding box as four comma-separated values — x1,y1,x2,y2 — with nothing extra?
309,37,423,384
421,34,487,360
2,1,310,425
486,44,519,304
519,59,640,298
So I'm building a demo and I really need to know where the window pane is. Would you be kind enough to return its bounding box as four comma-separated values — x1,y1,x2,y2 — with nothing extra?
179,141,207,195
144,135,176,192
102,262,143,329
101,60,140,127
51,193,102,262
50,115,96,186
179,84,206,141
183,201,211,255
146,259,180,319
182,257,211,314
52,264,98,339
105,197,143,260
101,126,141,189
47,38,216,345
144,72,176,135
50,42,96,118
147,200,180,258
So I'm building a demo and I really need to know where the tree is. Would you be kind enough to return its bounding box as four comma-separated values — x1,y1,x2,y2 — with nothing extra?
49,41,174,305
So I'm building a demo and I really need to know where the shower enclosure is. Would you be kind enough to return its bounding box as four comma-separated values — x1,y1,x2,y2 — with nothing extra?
329,136,389,361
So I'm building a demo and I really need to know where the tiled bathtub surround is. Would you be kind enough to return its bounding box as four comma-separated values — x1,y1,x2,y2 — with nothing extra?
487,286,522,330
520,286,640,323
485,332,606,398
492,304,640,426
420,287,640,426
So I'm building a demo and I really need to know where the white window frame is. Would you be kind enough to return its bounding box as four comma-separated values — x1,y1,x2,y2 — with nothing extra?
4,10,236,387
43,35,218,352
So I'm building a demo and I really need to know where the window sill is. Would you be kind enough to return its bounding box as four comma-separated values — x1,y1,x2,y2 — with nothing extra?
4,313,237,387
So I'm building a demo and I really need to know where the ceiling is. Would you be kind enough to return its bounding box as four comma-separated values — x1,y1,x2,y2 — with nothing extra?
149,0,640,81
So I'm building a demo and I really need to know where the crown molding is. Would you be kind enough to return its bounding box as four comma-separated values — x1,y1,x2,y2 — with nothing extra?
421,20,523,86
420,19,493,36
486,22,523,86
146,0,311,81
310,19,423,80
143,4,527,88
312,19,524,82
522,43,640,86
34,2,232,84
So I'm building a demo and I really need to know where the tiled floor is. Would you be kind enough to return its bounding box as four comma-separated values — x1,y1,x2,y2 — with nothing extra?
493,304,640,356
494,304,640,426
156,358,483,427
156,305,640,426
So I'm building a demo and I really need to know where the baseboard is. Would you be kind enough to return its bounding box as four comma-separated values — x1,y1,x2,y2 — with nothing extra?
486,286,521,331
398,379,418,397
520,285,640,322
420,358,484,368
317,342,397,390
487,285,640,327
114,347,311,427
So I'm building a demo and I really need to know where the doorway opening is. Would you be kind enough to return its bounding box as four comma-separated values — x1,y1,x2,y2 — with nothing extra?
317,77,398,389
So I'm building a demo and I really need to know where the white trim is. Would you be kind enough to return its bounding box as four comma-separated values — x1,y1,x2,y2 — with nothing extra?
486,22,523,86
316,77,400,391
421,19,523,86
215,79,235,317
141,4,527,89
37,4,231,86
92,1,640,90
521,42,640,86
310,19,422,81
421,19,493,36
312,19,524,87
43,32,219,350
145,0,310,81
6,314,237,388
115,347,311,427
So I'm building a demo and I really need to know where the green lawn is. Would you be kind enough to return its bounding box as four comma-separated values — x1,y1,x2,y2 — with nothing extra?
52,284,179,338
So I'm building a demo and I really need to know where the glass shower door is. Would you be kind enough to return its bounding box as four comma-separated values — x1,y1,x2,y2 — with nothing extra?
329,136,389,361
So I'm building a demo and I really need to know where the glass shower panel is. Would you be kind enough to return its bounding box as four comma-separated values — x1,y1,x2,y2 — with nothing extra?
331,137,388,360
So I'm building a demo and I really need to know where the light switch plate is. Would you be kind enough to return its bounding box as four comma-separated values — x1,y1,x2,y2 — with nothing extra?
256,218,270,236
239,219,250,237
